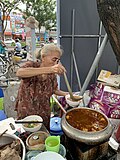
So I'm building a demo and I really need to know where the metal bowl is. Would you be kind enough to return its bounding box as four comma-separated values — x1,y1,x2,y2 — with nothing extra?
26,131,49,151
61,107,113,145
0,133,25,160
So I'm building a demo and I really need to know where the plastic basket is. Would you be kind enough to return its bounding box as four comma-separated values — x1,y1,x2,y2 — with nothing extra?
12,56,22,62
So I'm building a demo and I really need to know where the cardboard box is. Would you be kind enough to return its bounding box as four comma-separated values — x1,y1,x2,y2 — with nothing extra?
97,70,120,88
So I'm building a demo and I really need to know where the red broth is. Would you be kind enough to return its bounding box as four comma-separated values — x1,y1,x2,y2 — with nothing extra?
66,109,108,132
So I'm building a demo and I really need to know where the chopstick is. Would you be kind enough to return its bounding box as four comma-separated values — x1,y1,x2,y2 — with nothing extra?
0,129,8,137
52,95,67,114
15,121,43,124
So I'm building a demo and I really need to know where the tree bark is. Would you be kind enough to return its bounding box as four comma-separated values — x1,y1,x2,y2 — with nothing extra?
96,0,120,65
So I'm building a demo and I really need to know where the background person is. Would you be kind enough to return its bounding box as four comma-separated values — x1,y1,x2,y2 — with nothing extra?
14,39,22,55
15,44,68,130
0,37,6,55
49,37,54,43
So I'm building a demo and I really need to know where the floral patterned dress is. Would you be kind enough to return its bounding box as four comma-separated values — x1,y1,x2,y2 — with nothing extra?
15,61,58,130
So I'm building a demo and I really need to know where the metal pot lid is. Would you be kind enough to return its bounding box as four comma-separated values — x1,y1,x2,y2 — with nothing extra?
50,117,62,132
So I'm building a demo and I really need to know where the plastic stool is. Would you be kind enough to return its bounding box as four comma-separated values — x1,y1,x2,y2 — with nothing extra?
0,110,7,121
0,88,4,97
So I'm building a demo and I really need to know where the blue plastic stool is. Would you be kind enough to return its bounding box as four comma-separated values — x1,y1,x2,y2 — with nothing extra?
0,110,7,121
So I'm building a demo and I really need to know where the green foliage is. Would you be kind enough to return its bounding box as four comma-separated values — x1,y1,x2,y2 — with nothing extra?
21,41,26,47
11,42,15,46
11,41,26,47
36,43,40,46
0,0,56,39
21,0,56,31
0,0,22,39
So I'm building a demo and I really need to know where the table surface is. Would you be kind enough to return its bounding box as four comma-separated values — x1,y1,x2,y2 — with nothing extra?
17,124,120,160
60,134,120,160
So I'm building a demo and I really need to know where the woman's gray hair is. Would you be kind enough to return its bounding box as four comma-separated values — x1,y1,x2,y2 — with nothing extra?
36,44,63,60
35,49,41,59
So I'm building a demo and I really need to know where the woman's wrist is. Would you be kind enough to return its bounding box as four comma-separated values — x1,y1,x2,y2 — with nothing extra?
43,67,54,74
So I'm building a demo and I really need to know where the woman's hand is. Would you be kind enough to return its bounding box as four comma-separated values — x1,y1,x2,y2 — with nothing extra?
51,63,66,75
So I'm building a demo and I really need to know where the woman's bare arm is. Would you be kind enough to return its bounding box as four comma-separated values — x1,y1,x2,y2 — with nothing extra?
54,89,68,96
16,67,53,78
16,63,66,78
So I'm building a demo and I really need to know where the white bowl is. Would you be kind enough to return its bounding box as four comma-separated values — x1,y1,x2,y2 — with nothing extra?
65,94,82,107
34,151,65,160
22,115,43,132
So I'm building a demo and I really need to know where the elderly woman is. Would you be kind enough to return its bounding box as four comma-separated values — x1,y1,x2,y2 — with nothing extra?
15,44,68,130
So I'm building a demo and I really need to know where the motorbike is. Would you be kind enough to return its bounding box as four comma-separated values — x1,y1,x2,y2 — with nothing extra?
14,46,28,59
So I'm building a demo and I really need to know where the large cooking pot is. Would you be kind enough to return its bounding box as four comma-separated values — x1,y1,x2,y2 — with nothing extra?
61,107,113,145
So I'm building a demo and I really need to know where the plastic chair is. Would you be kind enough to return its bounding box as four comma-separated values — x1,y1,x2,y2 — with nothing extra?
0,110,7,121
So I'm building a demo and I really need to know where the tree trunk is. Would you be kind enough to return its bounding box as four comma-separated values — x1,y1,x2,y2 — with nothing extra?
96,0,120,65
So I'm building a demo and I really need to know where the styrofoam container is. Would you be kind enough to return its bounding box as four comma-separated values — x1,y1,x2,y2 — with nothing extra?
22,115,43,132
0,117,19,134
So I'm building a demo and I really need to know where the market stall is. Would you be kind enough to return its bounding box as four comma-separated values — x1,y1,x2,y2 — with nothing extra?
0,83,120,160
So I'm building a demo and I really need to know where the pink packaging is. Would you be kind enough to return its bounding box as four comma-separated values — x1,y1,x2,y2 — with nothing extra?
89,98,111,117
89,82,120,119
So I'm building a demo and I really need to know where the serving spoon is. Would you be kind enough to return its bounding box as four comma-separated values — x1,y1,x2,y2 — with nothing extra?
63,72,82,101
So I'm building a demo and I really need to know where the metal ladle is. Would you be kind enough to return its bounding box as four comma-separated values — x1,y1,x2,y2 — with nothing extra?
63,72,82,101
